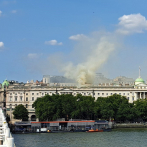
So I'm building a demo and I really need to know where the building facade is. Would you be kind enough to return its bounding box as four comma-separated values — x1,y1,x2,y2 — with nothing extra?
0,76,146,122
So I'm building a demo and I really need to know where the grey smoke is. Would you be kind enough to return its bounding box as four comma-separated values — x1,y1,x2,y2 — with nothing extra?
62,32,119,86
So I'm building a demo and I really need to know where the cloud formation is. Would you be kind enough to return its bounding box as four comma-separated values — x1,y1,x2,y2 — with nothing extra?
0,42,4,48
117,13,147,35
0,11,2,16
69,34,87,40
45,40,63,45
27,53,39,59
11,10,17,13
2,0,16,5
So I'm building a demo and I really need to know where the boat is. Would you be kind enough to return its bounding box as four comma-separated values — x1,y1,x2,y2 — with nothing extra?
86,129,103,132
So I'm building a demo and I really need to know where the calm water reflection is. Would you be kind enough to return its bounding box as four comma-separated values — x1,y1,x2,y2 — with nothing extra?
13,128,147,147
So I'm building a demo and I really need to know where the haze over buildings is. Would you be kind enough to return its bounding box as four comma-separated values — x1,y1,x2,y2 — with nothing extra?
42,73,134,87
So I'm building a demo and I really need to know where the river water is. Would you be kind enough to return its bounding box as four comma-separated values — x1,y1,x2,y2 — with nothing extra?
12,128,147,147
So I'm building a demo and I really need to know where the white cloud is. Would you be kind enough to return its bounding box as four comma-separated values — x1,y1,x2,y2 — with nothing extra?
116,13,147,35
27,53,39,59
3,0,16,5
11,10,17,13
0,11,2,16
0,42,4,48
69,34,87,40
45,40,63,45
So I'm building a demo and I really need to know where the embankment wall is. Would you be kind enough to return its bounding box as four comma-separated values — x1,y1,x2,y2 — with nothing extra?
113,123,147,128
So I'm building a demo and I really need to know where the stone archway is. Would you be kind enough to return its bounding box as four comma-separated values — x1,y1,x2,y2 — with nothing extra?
31,115,36,121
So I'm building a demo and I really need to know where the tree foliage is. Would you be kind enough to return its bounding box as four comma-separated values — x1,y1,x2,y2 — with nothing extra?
134,99,147,121
33,94,147,122
13,104,28,121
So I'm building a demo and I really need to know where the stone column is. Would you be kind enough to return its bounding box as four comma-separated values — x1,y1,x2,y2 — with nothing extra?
144,92,145,99
134,92,137,101
140,92,142,99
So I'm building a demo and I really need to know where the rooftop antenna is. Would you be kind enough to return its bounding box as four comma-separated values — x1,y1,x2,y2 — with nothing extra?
139,66,141,78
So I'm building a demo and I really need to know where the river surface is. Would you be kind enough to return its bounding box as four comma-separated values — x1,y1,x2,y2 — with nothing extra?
12,128,147,147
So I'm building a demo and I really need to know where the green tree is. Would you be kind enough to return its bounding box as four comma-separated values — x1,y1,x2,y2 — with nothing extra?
94,97,103,119
33,94,77,121
71,94,95,120
134,99,147,121
13,104,28,121
116,101,132,122
95,94,131,121
33,94,56,121
60,94,77,120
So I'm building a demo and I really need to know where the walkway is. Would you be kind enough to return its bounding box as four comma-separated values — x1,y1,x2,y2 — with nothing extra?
0,108,15,147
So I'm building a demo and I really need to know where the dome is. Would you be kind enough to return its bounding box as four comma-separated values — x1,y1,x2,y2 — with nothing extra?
2,80,9,88
135,78,144,82
135,77,145,85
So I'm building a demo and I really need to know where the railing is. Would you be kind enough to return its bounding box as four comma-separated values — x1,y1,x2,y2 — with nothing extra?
0,108,15,147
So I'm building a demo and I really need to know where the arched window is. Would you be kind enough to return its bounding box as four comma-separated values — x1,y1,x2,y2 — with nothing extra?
31,115,36,121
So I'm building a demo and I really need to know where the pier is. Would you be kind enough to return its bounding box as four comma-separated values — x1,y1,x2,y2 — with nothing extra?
0,108,15,147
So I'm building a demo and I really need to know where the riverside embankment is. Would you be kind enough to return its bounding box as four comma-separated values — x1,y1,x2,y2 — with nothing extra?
113,122,147,128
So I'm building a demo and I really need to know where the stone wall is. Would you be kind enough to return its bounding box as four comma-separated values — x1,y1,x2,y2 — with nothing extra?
113,123,147,128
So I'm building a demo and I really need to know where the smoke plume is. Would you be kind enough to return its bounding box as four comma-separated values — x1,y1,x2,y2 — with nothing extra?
62,32,118,87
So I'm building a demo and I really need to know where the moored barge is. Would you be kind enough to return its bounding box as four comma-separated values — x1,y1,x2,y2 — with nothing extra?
12,120,111,133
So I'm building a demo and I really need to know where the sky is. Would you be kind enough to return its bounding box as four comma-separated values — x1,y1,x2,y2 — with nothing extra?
1,0,147,83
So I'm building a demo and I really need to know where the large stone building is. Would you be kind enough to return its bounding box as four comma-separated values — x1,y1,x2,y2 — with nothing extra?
0,73,146,122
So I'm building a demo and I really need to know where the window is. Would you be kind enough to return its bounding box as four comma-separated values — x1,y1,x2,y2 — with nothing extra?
15,93,17,95
128,97,129,100
98,93,100,95
26,97,28,101
10,93,12,95
9,104,12,109
26,104,28,108
132,97,134,101
111,93,113,95
123,93,125,95
119,93,121,95
42,93,44,96
32,93,34,95
15,96,17,101
20,96,22,101
32,97,34,101
15,104,17,107
26,93,28,95
37,93,39,95
102,93,104,95
106,93,108,95
128,93,129,95
9,96,12,101
32,104,34,108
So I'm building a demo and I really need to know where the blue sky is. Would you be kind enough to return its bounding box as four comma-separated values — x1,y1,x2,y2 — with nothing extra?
1,0,147,83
